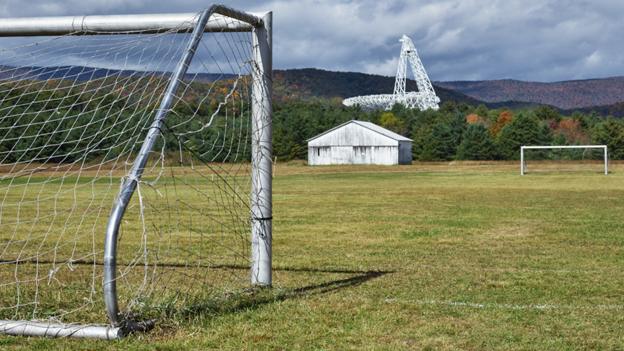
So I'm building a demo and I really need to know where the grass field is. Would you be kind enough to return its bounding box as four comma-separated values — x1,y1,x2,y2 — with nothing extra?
2,161,624,350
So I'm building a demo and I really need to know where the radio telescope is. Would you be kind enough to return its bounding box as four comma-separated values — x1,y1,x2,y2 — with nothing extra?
343,35,440,111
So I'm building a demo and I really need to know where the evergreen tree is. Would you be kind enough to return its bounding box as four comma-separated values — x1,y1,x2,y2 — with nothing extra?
448,111,466,148
456,124,498,160
535,106,560,121
419,122,456,161
497,113,552,159
591,118,624,159
474,104,489,119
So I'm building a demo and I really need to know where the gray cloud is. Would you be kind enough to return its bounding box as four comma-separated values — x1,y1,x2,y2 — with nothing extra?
1,0,623,82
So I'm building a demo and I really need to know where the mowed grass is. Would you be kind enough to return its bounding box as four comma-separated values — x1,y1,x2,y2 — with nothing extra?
2,161,624,350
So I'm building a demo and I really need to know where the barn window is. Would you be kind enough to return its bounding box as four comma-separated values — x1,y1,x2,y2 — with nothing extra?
317,148,320,156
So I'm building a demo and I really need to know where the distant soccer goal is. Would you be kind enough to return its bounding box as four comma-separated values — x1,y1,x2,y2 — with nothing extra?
0,5,272,339
520,145,608,175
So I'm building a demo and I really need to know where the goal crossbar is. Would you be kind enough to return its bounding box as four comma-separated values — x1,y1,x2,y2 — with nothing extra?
520,145,608,175
0,6,263,36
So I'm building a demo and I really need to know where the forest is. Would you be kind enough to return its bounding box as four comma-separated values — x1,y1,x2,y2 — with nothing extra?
273,99,624,161
2,74,624,164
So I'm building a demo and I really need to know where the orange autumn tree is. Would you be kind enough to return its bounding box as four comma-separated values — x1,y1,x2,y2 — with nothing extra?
466,113,483,125
555,118,589,144
490,110,513,137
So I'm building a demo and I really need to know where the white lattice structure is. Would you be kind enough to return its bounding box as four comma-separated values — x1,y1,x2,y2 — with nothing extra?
343,35,440,111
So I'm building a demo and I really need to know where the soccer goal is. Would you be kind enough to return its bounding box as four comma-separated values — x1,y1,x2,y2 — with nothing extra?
520,145,608,175
0,5,272,339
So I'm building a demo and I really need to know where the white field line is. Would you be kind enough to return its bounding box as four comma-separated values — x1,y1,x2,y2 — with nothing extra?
384,298,624,311
407,264,620,275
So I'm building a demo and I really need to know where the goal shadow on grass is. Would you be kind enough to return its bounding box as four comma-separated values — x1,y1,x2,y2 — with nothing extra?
157,266,393,325
0,259,391,331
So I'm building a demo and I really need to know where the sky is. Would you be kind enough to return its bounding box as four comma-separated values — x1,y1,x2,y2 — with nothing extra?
0,0,622,82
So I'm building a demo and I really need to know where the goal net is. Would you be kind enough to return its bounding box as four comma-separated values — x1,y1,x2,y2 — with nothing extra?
520,145,608,175
0,6,272,338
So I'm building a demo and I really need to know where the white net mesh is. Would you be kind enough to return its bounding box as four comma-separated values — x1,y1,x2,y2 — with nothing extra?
0,12,258,326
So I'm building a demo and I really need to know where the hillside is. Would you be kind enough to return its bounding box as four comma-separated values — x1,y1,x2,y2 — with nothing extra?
0,65,232,83
570,101,624,117
273,68,483,105
7,65,624,113
0,65,481,106
436,77,624,110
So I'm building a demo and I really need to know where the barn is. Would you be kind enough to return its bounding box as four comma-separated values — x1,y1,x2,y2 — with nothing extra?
307,120,412,165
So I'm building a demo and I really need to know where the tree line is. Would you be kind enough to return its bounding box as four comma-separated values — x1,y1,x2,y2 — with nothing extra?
273,100,624,161
2,75,624,164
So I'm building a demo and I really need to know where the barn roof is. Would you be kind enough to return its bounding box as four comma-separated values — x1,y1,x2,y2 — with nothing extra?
307,120,412,142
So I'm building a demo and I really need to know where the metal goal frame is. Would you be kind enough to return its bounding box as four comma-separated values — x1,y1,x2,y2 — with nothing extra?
520,145,608,175
0,4,273,339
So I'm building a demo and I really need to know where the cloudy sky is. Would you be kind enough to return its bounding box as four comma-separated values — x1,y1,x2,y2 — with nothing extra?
0,0,622,82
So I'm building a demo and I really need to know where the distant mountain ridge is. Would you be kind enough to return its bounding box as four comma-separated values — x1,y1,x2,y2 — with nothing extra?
273,68,484,106
435,77,624,110
274,69,624,116
5,65,624,115
0,65,479,106
0,65,233,83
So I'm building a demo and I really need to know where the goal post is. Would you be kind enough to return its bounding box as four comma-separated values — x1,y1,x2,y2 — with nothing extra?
520,145,608,175
0,4,272,339
250,11,273,288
